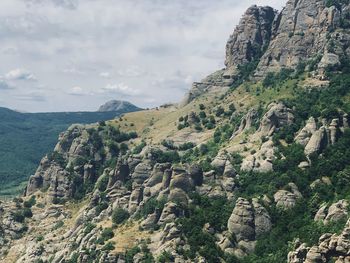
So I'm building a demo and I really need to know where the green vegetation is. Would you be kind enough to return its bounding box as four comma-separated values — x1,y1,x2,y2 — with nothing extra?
112,208,130,225
150,149,180,163
136,197,167,220
0,108,134,197
176,194,236,262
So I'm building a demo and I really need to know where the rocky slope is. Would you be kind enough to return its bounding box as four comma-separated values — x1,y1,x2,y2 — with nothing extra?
2,0,350,262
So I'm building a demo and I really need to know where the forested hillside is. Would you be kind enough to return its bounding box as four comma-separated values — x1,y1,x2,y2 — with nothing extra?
0,108,137,197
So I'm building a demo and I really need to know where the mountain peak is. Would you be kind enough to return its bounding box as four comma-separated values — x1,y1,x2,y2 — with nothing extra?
97,100,141,112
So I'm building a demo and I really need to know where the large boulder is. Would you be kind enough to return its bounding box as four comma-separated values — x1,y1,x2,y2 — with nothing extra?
295,117,318,146
274,183,302,209
228,198,255,242
259,103,294,136
304,127,327,156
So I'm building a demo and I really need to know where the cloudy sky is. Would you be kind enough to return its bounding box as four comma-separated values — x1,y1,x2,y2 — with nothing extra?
0,0,283,112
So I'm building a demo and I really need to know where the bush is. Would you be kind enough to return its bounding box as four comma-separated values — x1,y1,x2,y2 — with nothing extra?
136,197,166,220
150,149,180,163
53,220,64,230
84,223,96,234
133,141,146,154
101,242,115,251
23,196,36,208
99,227,114,243
13,211,25,223
112,208,130,225
158,251,174,263
22,207,33,218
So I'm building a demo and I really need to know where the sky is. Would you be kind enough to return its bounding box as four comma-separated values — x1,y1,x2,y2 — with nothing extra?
0,0,283,112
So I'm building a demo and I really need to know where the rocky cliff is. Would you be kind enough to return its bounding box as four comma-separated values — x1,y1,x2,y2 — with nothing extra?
2,0,350,262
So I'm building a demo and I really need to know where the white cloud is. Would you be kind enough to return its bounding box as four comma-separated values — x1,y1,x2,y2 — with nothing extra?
62,67,86,75
117,66,145,78
67,86,93,96
5,68,37,81
99,72,111,78
101,83,141,96
0,0,284,112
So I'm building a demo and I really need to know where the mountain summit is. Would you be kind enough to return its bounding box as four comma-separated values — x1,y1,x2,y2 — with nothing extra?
98,100,141,112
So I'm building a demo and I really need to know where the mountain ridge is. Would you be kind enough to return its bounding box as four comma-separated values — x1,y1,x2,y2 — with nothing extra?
1,0,350,262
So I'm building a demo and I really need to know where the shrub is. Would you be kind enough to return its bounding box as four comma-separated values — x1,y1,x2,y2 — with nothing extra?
84,223,96,234
101,227,114,240
13,211,25,223
133,141,146,154
112,208,130,225
23,196,36,208
52,220,64,230
102,242,115,251
150,149,180,163
22,207,33,218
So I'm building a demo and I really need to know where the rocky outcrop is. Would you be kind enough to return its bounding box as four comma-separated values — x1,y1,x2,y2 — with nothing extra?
256,0,350,77
302,116,346,156
304,127,328,156
288,219,350,263
225,5,276,69
226,198,271,257
232,109,259,138
259,102,294,136
241,139,276,173
314,200,349,224
295,117,318,146
274,183,302,209
181,70,231,106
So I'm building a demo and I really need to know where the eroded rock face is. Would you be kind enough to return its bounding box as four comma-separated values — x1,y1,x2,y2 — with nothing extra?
226,198,271,257
232,109,259,138
227,198,272,241
241,139,276,173
259,103,294,136
295,117,318,146
228,198,255,242
288,219,350,263
256,0,348,77
225,5,276,69
180,70,230,106
304,127,328,156
315,200,349,224
274,183,302,209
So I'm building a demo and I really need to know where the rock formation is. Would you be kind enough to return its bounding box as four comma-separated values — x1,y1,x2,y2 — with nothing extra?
225,5,276,70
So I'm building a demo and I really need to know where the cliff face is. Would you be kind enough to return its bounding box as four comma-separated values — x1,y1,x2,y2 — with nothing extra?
256,0,350,76
225,5,276,69
183,0,350,105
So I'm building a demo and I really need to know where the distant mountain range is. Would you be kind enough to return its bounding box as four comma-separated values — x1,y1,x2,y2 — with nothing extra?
0,101,141,197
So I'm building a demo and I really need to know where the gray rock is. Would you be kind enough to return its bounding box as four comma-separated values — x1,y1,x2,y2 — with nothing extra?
225,6,276,69
295,117,317,146
259,103,294,136
304,127,327,156
228,198,255,241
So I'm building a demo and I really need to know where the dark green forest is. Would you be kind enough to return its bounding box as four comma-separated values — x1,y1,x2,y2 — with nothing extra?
0,107,132,197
